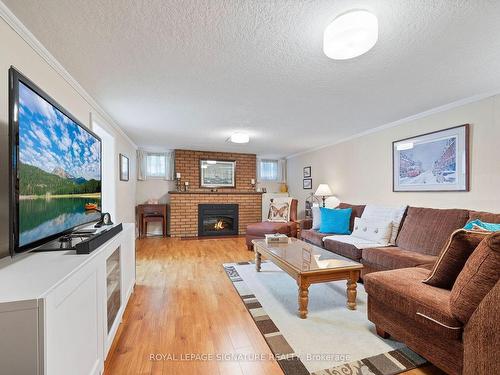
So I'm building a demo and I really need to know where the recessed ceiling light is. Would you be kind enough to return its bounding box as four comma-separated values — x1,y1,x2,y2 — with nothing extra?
323,10,378,60
230,132,250,144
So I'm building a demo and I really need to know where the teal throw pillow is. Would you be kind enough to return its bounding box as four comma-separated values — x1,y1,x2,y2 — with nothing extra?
464,219,500,232
319,207,352,234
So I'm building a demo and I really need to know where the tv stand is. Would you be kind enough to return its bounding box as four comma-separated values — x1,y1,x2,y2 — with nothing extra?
0,223,135,375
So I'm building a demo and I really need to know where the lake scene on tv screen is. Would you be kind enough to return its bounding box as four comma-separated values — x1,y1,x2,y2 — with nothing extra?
18,82,101,247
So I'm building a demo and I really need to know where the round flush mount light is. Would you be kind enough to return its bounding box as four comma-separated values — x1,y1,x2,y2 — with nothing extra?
323,10,378,60
230,132,250,144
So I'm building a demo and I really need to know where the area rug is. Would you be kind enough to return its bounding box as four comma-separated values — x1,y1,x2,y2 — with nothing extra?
223,260,427,375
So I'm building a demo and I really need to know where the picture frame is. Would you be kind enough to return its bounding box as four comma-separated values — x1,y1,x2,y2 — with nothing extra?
393,124,469,192
303,178,312,189
119,154,129,181
200,159,236,188
303,166,311,178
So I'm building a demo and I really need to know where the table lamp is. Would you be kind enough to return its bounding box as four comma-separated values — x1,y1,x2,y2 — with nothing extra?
315,184,332,207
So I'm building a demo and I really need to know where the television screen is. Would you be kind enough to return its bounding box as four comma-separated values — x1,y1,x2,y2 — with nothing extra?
10,68,102,253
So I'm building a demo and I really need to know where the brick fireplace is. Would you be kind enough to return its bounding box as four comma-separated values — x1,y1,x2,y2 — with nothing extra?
198,204,239,236
169,150,262,237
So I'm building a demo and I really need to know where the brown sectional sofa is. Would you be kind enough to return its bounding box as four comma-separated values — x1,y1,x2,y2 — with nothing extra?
300,203,500,374
300,203,474,277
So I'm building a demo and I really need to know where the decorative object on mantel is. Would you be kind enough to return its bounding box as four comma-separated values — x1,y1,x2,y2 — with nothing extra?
175,172,182,191
251,178,256,190
303,178,312,190
200,159,236,187
305,193,320,219
119,154,129,181
315,183,332,207
184,181,189,192
303,166,311,178
393,124,470,192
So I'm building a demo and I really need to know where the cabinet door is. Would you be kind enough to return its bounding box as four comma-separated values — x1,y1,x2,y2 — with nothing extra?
44,261,103,375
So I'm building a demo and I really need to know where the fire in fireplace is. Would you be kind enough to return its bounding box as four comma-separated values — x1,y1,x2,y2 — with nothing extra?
198,204,239,236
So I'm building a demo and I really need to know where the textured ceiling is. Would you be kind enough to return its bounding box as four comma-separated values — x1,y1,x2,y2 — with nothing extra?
5,0,500,157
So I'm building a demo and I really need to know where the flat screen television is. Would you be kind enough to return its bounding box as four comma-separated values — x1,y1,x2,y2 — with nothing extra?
9,67,102,255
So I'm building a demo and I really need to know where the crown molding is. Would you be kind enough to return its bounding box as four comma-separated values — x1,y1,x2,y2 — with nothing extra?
286,90,500,160
0,1,137,149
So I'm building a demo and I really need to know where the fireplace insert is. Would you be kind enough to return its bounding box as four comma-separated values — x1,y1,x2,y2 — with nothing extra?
198,204,239,236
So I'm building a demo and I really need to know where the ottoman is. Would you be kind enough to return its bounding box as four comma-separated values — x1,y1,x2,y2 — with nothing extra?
245,221,298,250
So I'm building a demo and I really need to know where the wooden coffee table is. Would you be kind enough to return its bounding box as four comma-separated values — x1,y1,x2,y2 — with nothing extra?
252,238,363,319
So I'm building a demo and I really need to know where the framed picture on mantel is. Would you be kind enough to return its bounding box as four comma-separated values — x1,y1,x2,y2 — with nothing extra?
200,159,236,188
393,124,469,192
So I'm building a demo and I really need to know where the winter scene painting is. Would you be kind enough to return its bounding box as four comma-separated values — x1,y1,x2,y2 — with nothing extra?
393,125,469,192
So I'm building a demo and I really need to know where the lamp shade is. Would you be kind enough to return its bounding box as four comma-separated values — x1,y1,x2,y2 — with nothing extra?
315,184,332,196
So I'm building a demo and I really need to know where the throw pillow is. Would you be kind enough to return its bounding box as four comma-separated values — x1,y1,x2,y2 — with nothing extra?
311,206,321,230
268,202,290,222
423,229,488,289
361,205,407,245
319,207,352,234
351,217,393,246
464,219,500,232
449,232,500,324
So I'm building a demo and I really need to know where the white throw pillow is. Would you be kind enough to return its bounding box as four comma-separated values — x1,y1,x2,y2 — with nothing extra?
312,206,321,230
361,205,407,245
268,202,290,222
351,217,393,246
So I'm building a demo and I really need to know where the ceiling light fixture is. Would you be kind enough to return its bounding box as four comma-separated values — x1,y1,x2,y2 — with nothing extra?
323,10,378,60
229,132,250,144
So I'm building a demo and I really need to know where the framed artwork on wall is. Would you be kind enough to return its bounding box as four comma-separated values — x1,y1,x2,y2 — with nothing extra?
303,178,312,189
393,124,469,192
303,166,311,178
119,154,129,181
200,159,236,187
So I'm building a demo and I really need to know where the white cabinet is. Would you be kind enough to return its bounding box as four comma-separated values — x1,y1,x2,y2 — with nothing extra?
0,223,135,375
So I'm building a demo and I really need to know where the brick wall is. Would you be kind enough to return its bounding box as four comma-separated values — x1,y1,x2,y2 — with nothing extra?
174,149,256,191
170,193,262,237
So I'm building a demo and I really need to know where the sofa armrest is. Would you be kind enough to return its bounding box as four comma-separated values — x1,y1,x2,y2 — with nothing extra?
463,279,500,375
298,219,313,230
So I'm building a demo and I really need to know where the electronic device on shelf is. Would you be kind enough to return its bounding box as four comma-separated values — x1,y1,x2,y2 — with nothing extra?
34,223,123,254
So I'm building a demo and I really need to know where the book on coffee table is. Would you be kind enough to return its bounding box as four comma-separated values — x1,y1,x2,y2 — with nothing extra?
265,233,289,244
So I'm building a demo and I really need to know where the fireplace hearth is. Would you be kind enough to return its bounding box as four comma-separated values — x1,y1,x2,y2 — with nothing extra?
198,204,239,236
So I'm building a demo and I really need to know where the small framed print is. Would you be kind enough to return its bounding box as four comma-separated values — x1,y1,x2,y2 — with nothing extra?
119,154,129,181
303,166,311,178
303,178,312,189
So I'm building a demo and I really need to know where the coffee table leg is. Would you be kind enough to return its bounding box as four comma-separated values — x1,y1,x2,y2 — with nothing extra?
346,272,358,310
298,279,309,319
255,250,262,272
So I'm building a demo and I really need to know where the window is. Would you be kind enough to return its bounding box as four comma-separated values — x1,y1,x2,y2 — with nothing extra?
259,159,279,181
146,153,167,178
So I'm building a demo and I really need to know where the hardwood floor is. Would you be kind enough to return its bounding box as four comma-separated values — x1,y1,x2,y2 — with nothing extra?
104,236,445,375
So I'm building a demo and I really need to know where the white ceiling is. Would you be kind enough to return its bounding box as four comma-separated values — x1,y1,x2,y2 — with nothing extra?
5,0,500,157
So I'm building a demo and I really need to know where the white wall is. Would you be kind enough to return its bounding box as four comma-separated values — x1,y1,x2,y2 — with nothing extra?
136,179,175,204
0,15,136,257
287,95,500,218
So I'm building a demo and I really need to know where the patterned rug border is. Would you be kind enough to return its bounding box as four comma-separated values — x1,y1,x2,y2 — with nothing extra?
222,261,427,375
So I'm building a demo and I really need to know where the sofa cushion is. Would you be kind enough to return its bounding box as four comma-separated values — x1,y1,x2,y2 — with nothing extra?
361,204,408,245
362,247,437,270
300,229,328,247
323,238,363,261
319,207,352,234
450,232,500,324
338,203,365,231
364,268,463,339
423,229,488,289
351,217,393,246
396,207,469,255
